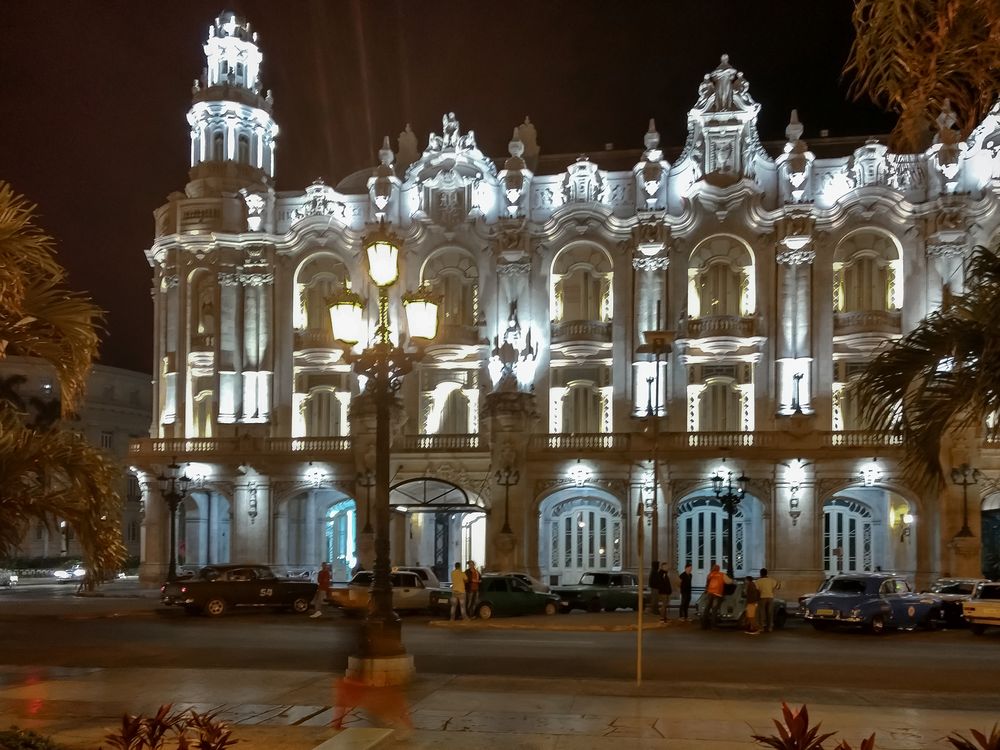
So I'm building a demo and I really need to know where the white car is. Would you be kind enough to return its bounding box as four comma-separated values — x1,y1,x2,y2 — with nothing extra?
342,570,434,612
0,569,17,587
963,581,1000,635
53,563,86,582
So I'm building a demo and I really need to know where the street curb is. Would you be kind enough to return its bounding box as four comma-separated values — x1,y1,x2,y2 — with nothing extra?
427,618,670,632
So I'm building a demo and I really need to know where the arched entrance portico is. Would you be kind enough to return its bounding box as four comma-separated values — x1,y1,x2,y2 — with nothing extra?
538,488,624,586
390,477,487,584
675,493,765,584
280,489,357,581
821,486,916,577
179,490,231,568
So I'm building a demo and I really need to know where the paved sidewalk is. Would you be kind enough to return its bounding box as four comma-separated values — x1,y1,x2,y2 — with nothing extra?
2,667,998,749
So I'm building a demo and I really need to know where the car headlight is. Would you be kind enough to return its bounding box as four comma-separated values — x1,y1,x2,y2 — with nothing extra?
849,608,862,619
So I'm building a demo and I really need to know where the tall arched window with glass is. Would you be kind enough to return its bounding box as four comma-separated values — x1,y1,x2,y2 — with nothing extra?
823,497,873,575
550,245,613,324
325,499,357,581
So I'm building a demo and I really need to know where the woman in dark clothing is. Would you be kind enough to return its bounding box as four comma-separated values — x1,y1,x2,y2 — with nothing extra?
656,562,673,621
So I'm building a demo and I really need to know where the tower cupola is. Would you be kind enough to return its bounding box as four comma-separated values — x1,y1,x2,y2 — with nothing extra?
186,11,279,195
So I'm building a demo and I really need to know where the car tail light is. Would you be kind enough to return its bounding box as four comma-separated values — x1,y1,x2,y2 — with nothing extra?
180,586,188,594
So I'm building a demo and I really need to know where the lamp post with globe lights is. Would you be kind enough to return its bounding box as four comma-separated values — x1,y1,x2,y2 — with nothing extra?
157,458,191,583
328,221,439,675
950,463,981,538
711,469,748,579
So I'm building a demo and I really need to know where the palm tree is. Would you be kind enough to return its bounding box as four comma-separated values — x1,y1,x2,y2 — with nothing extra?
0,374,26,413
844,0,1000,152
0,182,125,583
852,245,1000,492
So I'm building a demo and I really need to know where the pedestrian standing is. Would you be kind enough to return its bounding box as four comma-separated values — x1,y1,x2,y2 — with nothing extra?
756,567,781,632
679,563,693,621
700,563,731,629
449,562,468,621
465,560,481,616
743,575,760,634
310,562,331,618
648,561,662,614
656,562,673,621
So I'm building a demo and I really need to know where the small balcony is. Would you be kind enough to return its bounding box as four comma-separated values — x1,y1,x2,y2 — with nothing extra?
678,315,759,340
550,320,613,345
833,310,901,337
294,329,338,351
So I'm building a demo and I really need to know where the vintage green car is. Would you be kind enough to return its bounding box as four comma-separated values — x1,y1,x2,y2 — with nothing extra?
429,573,560,619
552,571,643,613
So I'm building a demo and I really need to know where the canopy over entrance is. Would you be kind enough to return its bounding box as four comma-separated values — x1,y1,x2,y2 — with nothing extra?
390,477,486,512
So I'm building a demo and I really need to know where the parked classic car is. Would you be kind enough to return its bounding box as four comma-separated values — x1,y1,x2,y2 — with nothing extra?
695,580,789,629
962,581,1000,635
0,569,17,587
552,571,643,613
429,574,561,618
803,573,944,633
337,569,436,613
160,564,317,617
924,577,987,627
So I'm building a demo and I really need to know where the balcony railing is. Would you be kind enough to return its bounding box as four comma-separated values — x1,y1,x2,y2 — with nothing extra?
662,431,776,448
833,310,901,337
678,315,758,340
822,430,903,448
397,434,482,451
550,320,613,345
529,434,630,451
266,437,352,453
293,329,338,350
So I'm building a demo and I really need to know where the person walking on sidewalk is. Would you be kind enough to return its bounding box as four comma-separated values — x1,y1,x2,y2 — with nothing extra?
465,560,481,616
449,562,468,621
656,562,673,621
743,575,761,634
679,563,693,621
756,568,781,632
310,562,331,618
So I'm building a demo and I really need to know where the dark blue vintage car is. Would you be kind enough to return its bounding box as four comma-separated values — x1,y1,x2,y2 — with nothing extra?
804,573,944,633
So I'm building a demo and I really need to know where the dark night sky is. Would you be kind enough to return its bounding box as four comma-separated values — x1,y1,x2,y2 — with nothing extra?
0,1,894,374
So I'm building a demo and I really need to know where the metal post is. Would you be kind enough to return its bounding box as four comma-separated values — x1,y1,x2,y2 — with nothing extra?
496,466,519,535
635,492,644,687
951,463,980,538
166,494,179,582
358,470,375,534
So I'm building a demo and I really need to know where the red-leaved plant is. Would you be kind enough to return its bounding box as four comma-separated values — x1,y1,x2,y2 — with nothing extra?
752,703,877,750
946,725,1000,750
101,704,238,750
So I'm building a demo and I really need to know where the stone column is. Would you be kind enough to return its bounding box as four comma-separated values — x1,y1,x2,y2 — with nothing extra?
481,388,539,573
775,217,815,415
139,486,169,586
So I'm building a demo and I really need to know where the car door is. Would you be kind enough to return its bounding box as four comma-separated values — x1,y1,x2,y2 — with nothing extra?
879,578,909,624
393,573,423,610
507,577,536,614
483,577,512,614
224,567,259,606
254,566,282,604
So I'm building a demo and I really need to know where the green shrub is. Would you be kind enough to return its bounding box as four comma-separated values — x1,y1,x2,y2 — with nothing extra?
0,726,66,750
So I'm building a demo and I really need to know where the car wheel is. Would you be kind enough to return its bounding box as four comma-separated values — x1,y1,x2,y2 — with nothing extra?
291,596,311,614
587,598,602,613
971,623,987,635
543,601,557,616
203,598,227,618
774,609,788,630
477,603,493,620
868,614,886,634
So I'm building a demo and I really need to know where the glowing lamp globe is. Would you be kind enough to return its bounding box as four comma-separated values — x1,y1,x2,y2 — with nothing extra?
403,287,440,340
364,223,401,288
328,283,365,344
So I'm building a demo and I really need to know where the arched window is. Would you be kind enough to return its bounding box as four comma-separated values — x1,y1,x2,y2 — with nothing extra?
542,496,622,585
688,236,755,318
676,497,747,583
192,391,214,438
237,134,250,165
212,131,225,161
304,388,344,437
325,499,357,582
561,383,604,433
439,388,470,434
294,254,349,333
421,249,479,328
823,497,873,575
698,379,743,432
833,231,902,312
551,245,613,323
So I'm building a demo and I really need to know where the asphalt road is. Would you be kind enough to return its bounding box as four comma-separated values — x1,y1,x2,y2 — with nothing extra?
3,582,1000,698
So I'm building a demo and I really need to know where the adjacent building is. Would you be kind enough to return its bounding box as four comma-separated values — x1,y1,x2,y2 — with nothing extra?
1,356,151,560
129,12,1000,592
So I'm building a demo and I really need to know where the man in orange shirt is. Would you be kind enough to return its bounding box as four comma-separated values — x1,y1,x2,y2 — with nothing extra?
700,563,732,629
310,562,331,618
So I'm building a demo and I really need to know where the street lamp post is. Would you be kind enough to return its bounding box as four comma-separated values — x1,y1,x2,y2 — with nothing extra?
357,470,375,535
711,469,748,579
495,466,520,535
329,221,439,665
157,458,191,583
950,463,981,538
636,327,673,564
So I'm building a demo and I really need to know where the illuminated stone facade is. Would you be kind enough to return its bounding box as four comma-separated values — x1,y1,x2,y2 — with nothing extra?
131,12,1000,592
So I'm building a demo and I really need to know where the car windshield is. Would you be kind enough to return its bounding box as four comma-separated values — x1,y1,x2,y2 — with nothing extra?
828,578,868,595
931,581,975,595
579,573,610,586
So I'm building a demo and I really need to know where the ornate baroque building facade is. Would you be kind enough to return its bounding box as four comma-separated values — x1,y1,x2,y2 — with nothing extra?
130,12,1000,592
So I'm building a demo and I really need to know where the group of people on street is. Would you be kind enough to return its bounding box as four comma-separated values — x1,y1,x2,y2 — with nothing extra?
700,564,780,633
648,561,695,622
449,560,480,621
